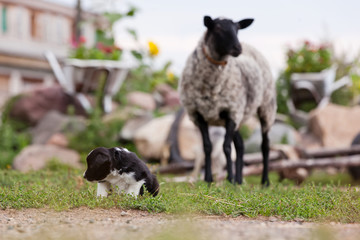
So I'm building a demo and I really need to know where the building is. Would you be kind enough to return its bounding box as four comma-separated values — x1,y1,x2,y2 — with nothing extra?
0,0,103,105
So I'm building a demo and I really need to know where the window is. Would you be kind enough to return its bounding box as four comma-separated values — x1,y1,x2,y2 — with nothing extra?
2,6,7,33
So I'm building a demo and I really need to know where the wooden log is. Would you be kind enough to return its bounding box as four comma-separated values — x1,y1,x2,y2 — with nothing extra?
244,150,283,165
243,154,360,176
303,145,360,158
157,161,194,174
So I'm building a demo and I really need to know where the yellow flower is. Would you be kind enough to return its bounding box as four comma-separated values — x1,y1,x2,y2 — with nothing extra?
167,71,175,82
148,41,159,57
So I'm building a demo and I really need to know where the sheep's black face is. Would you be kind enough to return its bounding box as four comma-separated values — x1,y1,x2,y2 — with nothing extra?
204,16,254,59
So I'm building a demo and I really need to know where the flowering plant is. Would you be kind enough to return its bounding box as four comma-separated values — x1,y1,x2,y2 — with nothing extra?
285,40,332,74
70,37,122,61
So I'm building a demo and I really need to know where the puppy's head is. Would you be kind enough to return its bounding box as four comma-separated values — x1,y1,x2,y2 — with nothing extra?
84,147,113,182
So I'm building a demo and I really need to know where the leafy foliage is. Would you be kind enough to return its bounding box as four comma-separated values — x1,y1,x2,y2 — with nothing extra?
285,41,332,74
277,40,333,115
0,122,29,169
0,97,30,169
68,110,125,156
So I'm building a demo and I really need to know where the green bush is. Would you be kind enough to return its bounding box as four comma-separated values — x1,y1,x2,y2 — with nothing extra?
277,41,333,115
0,121,30,169
68,110,125,155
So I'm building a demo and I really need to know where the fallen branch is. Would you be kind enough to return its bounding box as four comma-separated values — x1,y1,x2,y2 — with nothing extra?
304,145,360,158
157,161,194,174
243,154,360,176
244,150,283,165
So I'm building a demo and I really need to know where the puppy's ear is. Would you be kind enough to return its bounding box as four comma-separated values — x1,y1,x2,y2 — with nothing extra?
111,149,121,171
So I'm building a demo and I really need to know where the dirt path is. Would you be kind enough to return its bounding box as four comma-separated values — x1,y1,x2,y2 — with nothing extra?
1,208,360,240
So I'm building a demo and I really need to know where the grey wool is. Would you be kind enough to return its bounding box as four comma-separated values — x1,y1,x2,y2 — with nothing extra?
179,33,276,133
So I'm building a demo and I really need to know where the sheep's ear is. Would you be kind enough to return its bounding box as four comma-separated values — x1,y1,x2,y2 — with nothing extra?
237,19,254,29
204,16,214,30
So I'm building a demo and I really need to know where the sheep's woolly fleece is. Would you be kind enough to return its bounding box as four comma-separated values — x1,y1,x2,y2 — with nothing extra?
179,35,276,132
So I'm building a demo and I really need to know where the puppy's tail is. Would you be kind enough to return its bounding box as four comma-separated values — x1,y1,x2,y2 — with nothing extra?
145,174,160,197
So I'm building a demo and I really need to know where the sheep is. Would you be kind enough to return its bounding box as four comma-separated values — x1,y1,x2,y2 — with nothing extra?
179,16,277,186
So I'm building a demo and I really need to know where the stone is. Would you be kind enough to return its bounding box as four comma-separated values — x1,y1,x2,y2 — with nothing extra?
177,114,202,161
46,133,69,148
9,86,87,126
120,113,153,141
133,115,175,160
245,122,300,153
155,83,180,107
273,145,309,184
30,110,86,145
12,145,81,172
126,91,156,111
309,103,360,147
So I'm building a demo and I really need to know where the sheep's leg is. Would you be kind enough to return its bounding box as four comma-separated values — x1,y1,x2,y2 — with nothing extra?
260,117,270,187
220,111,235,183
233,131,244,184
195,112,213,183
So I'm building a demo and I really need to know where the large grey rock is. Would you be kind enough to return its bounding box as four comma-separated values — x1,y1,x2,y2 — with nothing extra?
120,113,153,141
245,122,300,153
309,103,360,147
9,86,87,126
134,115,175,160
30,111,86,145
127,91,156,111
12,145,81,172
155,83,180,107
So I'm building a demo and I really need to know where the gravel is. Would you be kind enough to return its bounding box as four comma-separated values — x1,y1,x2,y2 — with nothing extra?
1,208,360,240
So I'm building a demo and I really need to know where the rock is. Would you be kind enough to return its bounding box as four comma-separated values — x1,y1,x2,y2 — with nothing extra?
155,83,180,107
178,114,202,161
12,145,81,172
30,111,86,145
46,133,69,148
120,113,153,141
133,115,175,160
120,211,128,216
127,91,156,111
245,122,300,153
309,104,360,147
9,86,87,126
273,145,309,184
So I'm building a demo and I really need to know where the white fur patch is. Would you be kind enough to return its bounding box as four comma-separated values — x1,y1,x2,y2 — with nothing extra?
115,147,130,153
97,182,111,197
98,170,145,197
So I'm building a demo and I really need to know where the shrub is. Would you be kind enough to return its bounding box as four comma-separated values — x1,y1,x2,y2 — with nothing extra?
277,40,333,114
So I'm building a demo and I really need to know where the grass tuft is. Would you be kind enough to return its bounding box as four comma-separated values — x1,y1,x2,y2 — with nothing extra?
1,168,359,223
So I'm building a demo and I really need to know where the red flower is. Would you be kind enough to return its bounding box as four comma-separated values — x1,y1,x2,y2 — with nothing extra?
96,42,104,50
79,36,86,44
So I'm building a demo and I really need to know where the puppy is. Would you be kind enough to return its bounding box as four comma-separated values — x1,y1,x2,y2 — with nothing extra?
83,147,159,197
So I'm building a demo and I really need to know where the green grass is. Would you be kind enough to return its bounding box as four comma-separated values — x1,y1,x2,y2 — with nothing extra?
1,165,360,223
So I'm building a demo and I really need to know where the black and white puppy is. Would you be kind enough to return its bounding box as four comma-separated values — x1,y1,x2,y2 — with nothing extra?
83,147,159,197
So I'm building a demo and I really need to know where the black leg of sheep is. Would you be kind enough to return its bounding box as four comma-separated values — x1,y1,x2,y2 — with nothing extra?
233,131,244,184
195,112,213,183
223,117,236,183
260,117,270,187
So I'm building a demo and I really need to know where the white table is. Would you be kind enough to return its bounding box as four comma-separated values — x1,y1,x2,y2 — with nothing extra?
45,51,132,113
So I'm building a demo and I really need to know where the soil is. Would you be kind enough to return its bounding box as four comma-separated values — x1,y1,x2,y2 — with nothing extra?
1,208,360,240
